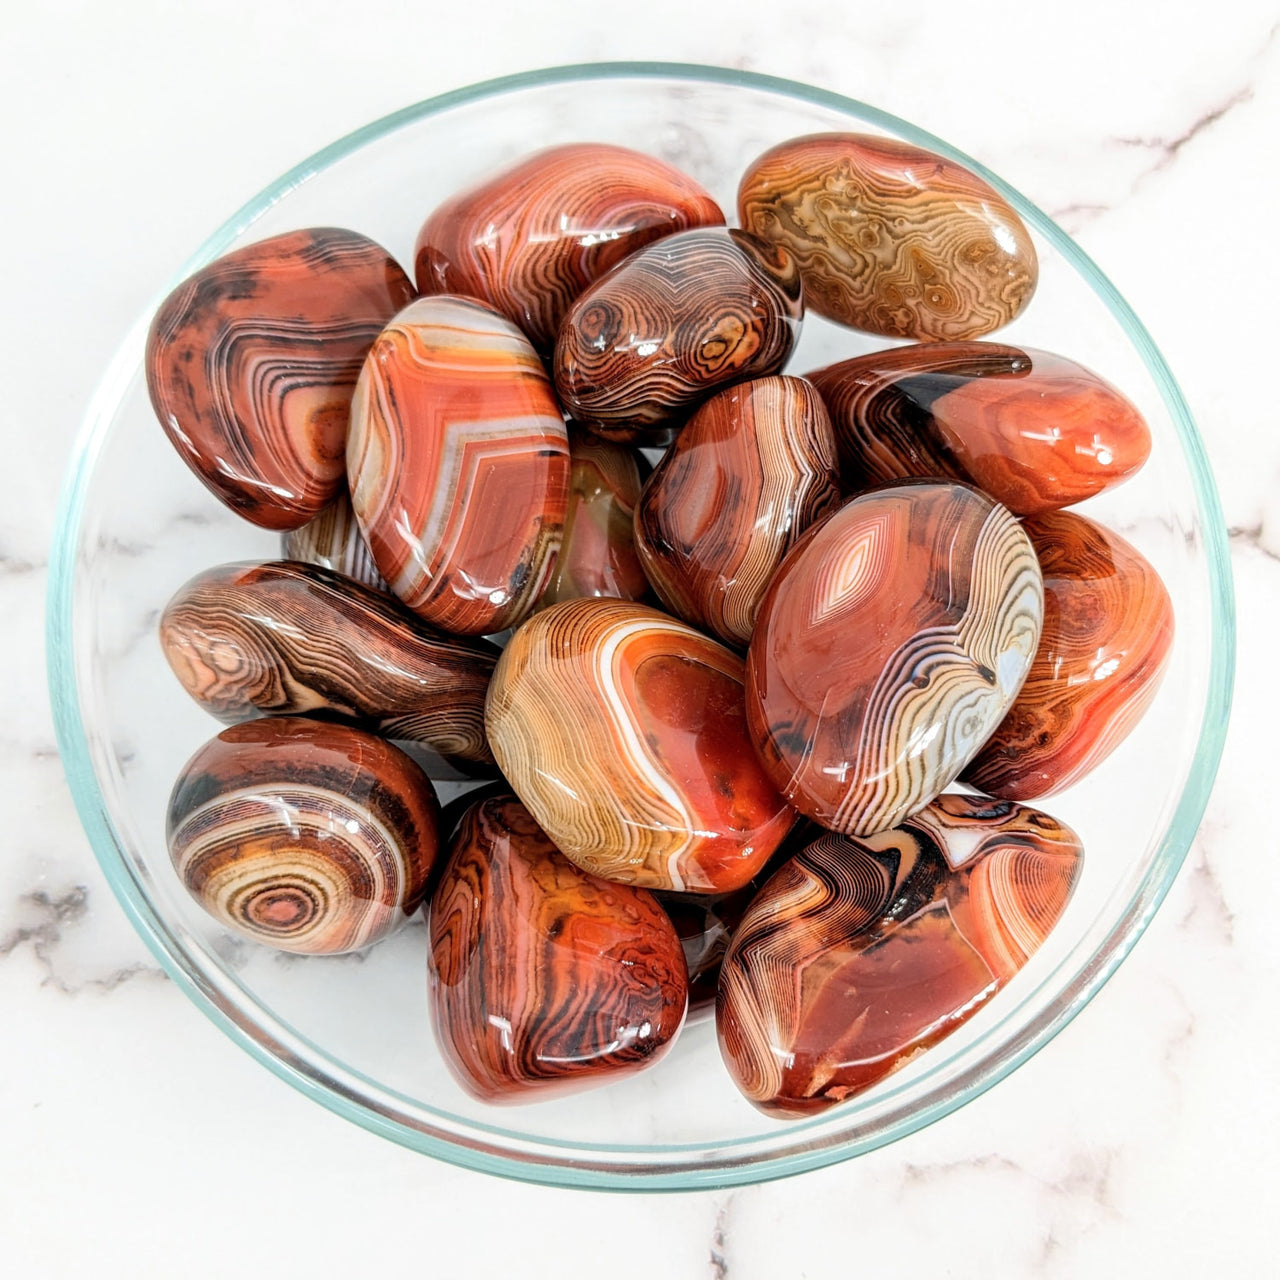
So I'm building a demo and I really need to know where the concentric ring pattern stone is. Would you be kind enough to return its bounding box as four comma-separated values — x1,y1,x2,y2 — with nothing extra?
282,489,389,592
745,481,1043,835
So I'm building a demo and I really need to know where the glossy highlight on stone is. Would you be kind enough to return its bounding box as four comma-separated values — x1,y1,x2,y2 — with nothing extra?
160,561,499,765
746,482,1043,835
809,343,1152,515
738,133,1037,340
964,511,1174,798
414,143,724,353
347,295,570,635
553,228,803,443
282,489,389,592
538,429,649,609
428,794,688,1102
146,228,416,530
167,717,441,954
635,376,841,647
486,599,795,894
717,794,1083,1116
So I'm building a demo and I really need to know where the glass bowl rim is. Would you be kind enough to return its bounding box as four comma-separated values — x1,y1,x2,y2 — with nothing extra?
46,59,1236,1192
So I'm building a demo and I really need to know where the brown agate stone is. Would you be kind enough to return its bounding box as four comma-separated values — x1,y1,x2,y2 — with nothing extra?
553,228,803,443
428,794,688,1102
964,511,1174,798
717,794,1083,1116
414,143,724,353
146,228,415,530
808,343,1152,515
282,490,389,593
738,133,1037,340
167,717,441,954
634,376,841,648
160,560,499,765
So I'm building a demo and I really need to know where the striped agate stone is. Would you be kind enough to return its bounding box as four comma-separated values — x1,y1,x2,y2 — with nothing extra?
738,134,1037,341
634,376,841,648
717,793,1083,1116
282,489,389,592
808,343,1152,515
537,428,649,609
159,561,499,766
964,511,1174,799
553,228,803,443
146,228,416,530
167,718,441,954
429,794,688,1102
414,143,724,353
485,599,795,894
745,481,1043,835
347,295,570,636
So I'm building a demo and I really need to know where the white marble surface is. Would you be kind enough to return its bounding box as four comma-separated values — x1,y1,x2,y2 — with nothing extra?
4,1,1278,1273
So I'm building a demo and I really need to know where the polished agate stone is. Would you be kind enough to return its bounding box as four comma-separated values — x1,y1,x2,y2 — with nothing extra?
160,561,499,765
347,295,569,635
634,376,840,647
486,599,795,894
746,482,1043,835
808,343,1152,515
965,511,1174,798
147,228,416,530
415,143,724,353
282,489,389,592
553,228,803,443
717,793,1083,1116
738,134,1037,340
167,717,441,954
429,794,688,1102
538,429,649,609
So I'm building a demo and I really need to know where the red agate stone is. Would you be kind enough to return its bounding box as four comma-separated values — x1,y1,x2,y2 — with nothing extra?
347,295,570,636
745,482,1043,835
808,343,1152,515
428,794,688,1102
964,510,1174,798
717,794,1083,1116
414,143,724,353
146,228,415,530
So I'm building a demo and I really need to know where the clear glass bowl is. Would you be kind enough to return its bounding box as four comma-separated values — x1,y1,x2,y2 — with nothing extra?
47,63,1235,1190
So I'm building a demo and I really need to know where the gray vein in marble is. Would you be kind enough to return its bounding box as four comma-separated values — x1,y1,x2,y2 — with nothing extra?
902,1148,1121,1216
709,1194,734,1280
1229,523,1280,562
1116,86,1255,174
1178,832,1236,945
0,548,44,576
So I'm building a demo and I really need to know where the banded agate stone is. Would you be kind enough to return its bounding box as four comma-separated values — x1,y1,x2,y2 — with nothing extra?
553,228,803,443
283,490,389,593
538,429,649,609
634,376,841,648
746,482,1043,835
717,794,1083,1116
429,794,688,1102
965,511,1174,798
347,295,570,636
808,343,1152,515
146,228,415,530
167,718,441,954
160,561,499,766
485,599,794,894
414,143,724,353
738,133,1037,340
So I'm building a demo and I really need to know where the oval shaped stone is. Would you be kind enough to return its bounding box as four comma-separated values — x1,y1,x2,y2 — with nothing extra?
553,228,803,443
746,482,1043,835
167,717,441,954
717,794,1082,1116
809,342,1152,514
160,560,499,766
429,794,688,1102
634,375,841,648
347,295,570,635
738,133,1037,340
964,511,1174,798
146,228,416,530
538,428,649,609
415,143,724,353
486,599,795,894
282,489,389,592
